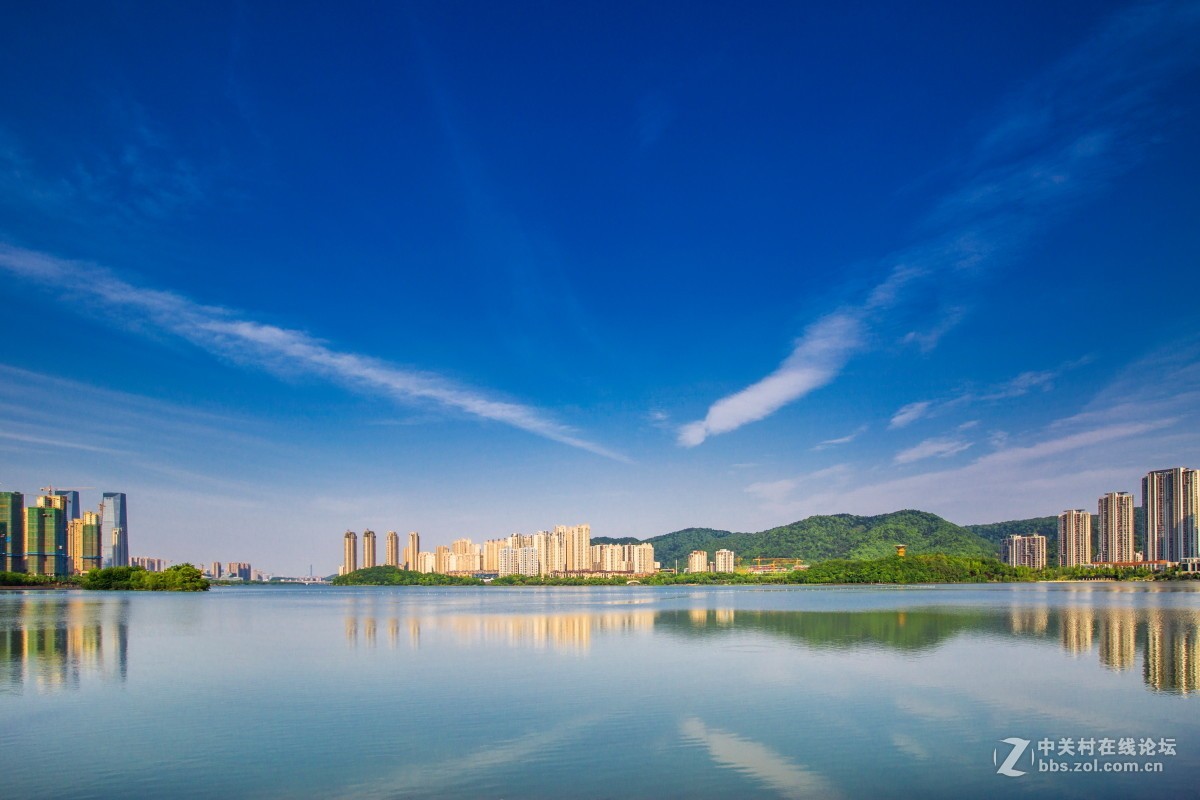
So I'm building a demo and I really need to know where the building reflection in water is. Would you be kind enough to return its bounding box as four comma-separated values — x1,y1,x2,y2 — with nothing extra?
0,596,129,694
343,611,655,653
338,594,1200,694
1099,609,1137,672
1143,608,1200,695
1059,607,1095,656
1007,606,1049,636
1013,602,1200,693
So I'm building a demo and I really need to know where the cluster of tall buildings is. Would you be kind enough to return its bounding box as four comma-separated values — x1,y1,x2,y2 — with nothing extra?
340,524,659,577
1000,466,1200,570
0,488,130,578
207,562,255,581
687,549,736,573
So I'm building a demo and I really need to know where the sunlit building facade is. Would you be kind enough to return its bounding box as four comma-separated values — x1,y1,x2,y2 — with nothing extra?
714,549,735,573
1098,491,1135,563
68,511,103,574
385,531,400,566
1058,509,1092,567
1000,534,1047,569
362,530,377,569
404,532,420,570
1143,468,1199,563
343,531,358,574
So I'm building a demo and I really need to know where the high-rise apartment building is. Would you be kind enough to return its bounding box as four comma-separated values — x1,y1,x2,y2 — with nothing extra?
562,524,591,571
101,492,129,567
68,510,102,574
1098,491,1136,563
714,549,735,573
131,557,166,572
209,561,222,578
534,531,565,575
1001,534,1047,569
404,532,420,570
447,551,481,572
343,531,358,574
687,550,710,574
498,546,539,577
0,491,24,573
631,543,657,575
362,530,377,569
1143,468,1200,563
483,538,501,572
27,495,68,577
590,544,627,572
416,551,435,573
1058,509,1092,567
434,545,450,575
385,531,400,567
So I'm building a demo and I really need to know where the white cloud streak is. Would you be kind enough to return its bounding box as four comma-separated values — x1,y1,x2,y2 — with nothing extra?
678,310,866,447
813,425,868,451
0,243,626,461
893,437,973,465
887,357,1092,429
679,2,1200,447
889,401,932,429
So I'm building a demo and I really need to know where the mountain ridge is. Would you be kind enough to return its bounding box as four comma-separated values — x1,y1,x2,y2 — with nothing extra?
593,510,998,567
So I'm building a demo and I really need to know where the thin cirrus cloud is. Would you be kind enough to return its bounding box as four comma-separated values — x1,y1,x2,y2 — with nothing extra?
749,417,1179,523
0,243,626,462
888,401,932,430
678,1,1200,448
893,436,973,465
887,357,1091,429
813,425,868,451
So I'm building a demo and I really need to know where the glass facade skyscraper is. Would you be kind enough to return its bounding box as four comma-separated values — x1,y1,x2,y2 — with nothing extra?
101,492,129,568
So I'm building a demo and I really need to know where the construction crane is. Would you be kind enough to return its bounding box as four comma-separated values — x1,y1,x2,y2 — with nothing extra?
40,486,96,494
747,557,807,574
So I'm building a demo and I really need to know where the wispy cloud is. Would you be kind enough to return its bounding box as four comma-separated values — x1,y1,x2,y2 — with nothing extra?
0,429,127,456
746,336,1200,522
893,437,973,465
0,104,207,225
889,401,932,430
751,417,1183,523
679,2,1200,447
746,464,851,506
678,309,867,447
887,357,1091,429
0,244,625,461
813,425,868,451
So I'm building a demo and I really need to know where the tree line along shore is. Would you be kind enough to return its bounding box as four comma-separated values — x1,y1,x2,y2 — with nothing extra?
331,555,1200,587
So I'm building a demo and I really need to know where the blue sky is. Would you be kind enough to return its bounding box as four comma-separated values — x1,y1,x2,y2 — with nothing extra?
2,1,1199,574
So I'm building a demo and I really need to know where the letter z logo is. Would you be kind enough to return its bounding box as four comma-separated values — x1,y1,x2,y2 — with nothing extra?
994,737,1031,777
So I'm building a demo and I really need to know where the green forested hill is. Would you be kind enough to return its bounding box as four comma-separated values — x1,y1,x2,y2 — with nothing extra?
595,510,996,567
965,517,1059,546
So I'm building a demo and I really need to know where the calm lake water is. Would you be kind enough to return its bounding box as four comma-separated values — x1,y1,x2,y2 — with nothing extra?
2,583,1199,799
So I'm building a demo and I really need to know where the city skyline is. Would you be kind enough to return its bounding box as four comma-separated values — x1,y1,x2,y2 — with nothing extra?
0,2,1198,574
